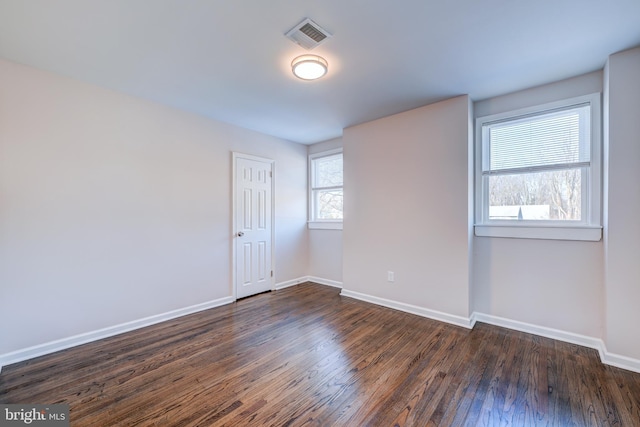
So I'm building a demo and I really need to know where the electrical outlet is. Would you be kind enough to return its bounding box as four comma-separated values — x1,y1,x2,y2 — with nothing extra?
387,271,395,282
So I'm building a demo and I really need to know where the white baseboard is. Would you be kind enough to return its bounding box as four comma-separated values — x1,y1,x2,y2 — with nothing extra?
471,313,640,374
0,278,343,372
471,312,604,353
334,289,640,374
274,277,309,290
340,289,475,329
602,350,640,373
0,296,235,372
3,286,638,375
307,276,343,289
275,276,343,290
471,312,604,352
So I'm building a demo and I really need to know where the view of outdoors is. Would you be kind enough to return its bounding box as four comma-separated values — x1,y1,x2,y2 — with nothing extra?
312,153,343,220
488,169,582,220
485,105,590,221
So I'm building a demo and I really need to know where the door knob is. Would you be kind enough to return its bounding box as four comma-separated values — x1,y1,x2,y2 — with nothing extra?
237,231,244,237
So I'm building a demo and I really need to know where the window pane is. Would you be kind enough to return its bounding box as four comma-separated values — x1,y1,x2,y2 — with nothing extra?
488,105,590,172
314,154,343,187
315,189,343,220
488,168,583,220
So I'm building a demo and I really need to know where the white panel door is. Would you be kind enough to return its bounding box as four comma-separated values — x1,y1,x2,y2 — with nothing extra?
234,155,273,299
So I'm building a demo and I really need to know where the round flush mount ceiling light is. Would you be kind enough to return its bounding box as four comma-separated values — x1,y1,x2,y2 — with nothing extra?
291,55,328,80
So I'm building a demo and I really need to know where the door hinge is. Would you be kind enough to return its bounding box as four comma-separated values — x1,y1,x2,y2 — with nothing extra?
269,171,272,178
271,270,274,277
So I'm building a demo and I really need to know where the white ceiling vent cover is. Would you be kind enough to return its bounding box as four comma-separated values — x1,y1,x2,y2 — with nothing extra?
285,18,332,50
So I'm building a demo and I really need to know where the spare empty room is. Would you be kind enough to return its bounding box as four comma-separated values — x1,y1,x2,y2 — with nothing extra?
1,1,640,425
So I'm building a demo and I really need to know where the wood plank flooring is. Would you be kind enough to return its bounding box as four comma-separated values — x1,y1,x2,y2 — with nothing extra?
1,282,639,426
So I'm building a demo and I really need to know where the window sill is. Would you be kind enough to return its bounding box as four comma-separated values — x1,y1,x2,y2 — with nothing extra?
308,222,343,230
474,224,602,241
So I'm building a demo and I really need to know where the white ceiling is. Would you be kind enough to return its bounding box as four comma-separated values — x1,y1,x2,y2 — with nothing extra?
0,1,639,144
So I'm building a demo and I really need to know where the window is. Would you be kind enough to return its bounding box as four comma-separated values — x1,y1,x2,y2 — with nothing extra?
309,149,343,229
475,94,602,241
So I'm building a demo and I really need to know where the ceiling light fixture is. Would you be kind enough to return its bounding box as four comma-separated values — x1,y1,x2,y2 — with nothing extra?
291,55,328,80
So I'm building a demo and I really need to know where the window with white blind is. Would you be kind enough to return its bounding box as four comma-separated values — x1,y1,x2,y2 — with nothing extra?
475,93,602,241
309,149,343,229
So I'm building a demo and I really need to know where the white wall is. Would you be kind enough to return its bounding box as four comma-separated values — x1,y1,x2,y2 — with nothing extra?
307,138,344,284
308,229,343,284
0,59,308,355
3,51,639,370
472,71,605,338
603,47,640,360
473,238,603,336
342,96,472,318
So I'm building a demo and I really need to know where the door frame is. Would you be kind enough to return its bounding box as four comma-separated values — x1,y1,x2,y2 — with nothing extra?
231,152,276,300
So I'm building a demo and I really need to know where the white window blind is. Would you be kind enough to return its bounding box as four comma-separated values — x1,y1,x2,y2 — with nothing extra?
484,105,591,174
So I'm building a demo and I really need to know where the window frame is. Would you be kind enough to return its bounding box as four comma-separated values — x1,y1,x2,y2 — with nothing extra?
308,149,343,230
474,93,602,241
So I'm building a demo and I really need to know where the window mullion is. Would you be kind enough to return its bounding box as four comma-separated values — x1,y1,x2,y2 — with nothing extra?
484,161,590,176
311,184,343,191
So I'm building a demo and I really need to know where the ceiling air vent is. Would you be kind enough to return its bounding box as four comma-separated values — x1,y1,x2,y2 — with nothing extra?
285,18,332,50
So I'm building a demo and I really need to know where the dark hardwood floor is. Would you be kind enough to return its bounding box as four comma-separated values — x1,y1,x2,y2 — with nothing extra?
1,282,639,426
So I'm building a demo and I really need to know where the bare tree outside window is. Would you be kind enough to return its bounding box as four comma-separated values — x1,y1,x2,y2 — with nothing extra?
488,169,582,220
310,152,343,221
